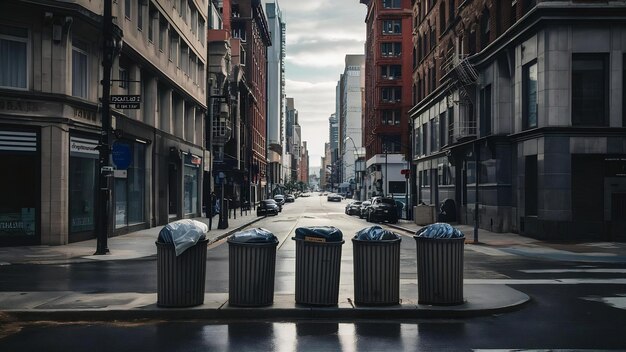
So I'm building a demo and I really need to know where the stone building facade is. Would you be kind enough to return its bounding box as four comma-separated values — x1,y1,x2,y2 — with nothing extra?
411,0,626,240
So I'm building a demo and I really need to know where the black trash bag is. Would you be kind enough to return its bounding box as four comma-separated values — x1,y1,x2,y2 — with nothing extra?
437,198,457,222
354,226,400,241
415,222,464,239
229,228,278,244
157,219,208,256
294,226,343,242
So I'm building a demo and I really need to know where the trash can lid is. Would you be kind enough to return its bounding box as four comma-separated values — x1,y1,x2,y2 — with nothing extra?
228,228,278,243
354,226,400,241
414,222,464,239
294,226,343,242
157,219,208,256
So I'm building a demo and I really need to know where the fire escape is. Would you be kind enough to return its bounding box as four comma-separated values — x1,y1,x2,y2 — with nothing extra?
442,48,479,144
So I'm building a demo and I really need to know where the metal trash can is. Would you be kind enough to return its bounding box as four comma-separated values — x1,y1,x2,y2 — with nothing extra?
228,228,279,307
293,226,344,306
156,238,208,307
352,226,401,305
414,223,465,305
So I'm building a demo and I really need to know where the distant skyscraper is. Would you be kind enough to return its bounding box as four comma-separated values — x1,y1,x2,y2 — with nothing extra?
266,1,286,192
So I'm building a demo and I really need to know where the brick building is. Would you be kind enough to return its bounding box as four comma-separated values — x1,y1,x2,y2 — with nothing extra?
360,0,414,204
411,0,626,240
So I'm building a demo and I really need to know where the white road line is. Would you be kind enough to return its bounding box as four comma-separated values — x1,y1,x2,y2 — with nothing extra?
519,269,626,274
466,245,514,256
582,295,626,310
465,278,626,285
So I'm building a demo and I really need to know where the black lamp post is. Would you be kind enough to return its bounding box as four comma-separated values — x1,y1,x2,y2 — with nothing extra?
95,0,122,255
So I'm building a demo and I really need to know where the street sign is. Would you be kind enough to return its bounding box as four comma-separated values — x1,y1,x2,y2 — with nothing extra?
400,169,410,175
110,95,141,109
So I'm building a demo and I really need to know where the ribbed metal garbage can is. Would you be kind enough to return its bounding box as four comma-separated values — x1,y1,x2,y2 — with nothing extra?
352,237,401,305
414,236,464,305
228,237,278,307
293,226,344,306
156,238,208,307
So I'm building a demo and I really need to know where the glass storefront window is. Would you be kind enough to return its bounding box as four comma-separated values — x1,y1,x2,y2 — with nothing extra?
184,153,201,215
69,157,97,233
114,141,146,229
0,130,38,244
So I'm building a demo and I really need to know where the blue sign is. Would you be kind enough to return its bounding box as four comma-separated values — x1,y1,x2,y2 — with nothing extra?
112,141,132,170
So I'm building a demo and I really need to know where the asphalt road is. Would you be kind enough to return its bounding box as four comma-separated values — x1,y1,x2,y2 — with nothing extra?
1,196,625,350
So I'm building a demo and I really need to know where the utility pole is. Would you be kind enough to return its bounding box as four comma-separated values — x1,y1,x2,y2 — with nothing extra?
95,0,117,255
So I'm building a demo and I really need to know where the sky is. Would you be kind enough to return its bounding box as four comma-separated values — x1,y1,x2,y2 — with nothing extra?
266,0,367,173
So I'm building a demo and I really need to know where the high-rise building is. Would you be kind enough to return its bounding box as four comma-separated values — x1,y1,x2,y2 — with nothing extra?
360,0,413,205
266,1,286,196
231,0,271,203
337,55,365,199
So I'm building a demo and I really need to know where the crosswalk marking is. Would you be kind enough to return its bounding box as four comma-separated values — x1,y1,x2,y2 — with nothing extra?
582,295,626,310
519,269,626,274
464,278,626,285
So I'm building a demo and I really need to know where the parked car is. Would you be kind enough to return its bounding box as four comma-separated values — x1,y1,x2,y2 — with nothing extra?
327,193,342,202
301,192,311,197
366,196,398,223
358,200,372,219
257,199,279,216
345,201,362,215
273,194,286,209
285,194,295,203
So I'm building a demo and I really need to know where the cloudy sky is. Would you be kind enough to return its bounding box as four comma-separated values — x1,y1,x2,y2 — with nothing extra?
266,0,367,173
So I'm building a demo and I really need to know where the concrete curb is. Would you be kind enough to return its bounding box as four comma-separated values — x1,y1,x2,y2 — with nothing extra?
0,286,531,322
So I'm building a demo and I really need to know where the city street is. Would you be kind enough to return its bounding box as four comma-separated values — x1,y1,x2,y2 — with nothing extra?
1,195,626,351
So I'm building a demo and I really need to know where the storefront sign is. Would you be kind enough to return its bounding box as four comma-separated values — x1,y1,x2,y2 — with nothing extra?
0,99,41,113
70,137,99,156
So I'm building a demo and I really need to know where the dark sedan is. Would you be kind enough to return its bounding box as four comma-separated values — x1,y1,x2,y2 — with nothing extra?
366,196,398,223
273,195,285,211
345,201,362,215
358,200,372,218
327,193,342,202
257,199,280,216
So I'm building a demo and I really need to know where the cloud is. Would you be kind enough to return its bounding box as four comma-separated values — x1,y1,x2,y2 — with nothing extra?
264,0,367,169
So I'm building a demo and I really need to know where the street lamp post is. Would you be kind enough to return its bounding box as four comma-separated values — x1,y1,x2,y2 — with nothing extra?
344,136,361,200
95,0,122,255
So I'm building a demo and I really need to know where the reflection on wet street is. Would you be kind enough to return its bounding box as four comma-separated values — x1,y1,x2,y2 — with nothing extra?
1,320,470,352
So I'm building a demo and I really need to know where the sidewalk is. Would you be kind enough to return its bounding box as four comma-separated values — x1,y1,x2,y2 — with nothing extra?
0,209,263,265
388,220,626,264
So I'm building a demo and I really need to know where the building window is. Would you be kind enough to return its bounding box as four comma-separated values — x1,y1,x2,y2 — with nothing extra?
572,53,608,126
148,9,155,42
170,32,178,62
382,20,402,34
439,112,447,147
381,65,402,80
72,42,89,99
523,60,538,129
382,110,401,125
381,42,401,57
381,87,402,103
480,84,492,136
159,19,166,52
447,106,454,143
119,66,129,89
480,8,490,49
430,117,439,152
449,0,455,22
422,122,428,154
0,25,28,89
137,2,143,31
439,2,446,35
125,0,131,19
383,0,401,8
198,17,205,46
415,126,422,156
